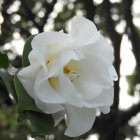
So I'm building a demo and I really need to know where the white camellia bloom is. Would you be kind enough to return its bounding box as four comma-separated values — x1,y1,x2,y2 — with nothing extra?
17,16,117,137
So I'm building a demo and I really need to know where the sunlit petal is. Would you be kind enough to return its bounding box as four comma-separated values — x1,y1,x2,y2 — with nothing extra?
70,16,100,47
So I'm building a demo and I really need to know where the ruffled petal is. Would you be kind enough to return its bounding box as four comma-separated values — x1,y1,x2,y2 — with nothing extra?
31,32,71,76
35,94,64,114
70,53,113,100
59,73,83,107
109,65,118,81
83,87,114,108
28,50,38,64
98,106,110,114
73,79,103,100
70,16,100,47
47,49,84,78
17,62,41,99
80,35,114,65
64,105,96,137
34,69,66,104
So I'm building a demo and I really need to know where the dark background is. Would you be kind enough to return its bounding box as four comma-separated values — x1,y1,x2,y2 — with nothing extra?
0,0,140,140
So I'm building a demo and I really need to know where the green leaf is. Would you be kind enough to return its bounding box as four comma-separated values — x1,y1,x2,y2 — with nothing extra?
0,52,9,69
17,111,27,122
22,35,35,67
14,69,41,112
27,111,54,137
0,69,18,103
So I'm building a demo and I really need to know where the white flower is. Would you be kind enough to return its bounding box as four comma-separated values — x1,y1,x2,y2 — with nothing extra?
17,17,117,137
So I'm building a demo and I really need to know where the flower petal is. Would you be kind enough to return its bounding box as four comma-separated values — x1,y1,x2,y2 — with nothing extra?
48,49,84,78
17,62,41,99
71,53,113,100
64,105,96,137
73,79,103,100
80,35,114,65
34,69,66,104
83,87,114,108
109,65,118,81
59,73,83,107
31,32,70,71
35,94,64,114
28,50,38,64
70,16,100,47
98,106,110,114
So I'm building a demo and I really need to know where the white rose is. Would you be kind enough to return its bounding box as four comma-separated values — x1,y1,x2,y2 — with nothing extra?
17,16,117,137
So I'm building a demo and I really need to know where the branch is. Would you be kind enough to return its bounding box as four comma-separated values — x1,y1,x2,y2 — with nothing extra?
124,0,140,82
120,102,140,126
103,0,122,110
81,0,96,21
40,0,57,31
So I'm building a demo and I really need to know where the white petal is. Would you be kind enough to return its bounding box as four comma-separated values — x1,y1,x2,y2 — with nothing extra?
77,54,112,86
28,50,38,64
71,53,112,100
109,65,118,81
80,35,114,65
64,105,96,137
17,62,41,99
59,73,83,107
84,87,114,108
70,16,100,47
53,110,65,126
48,49,84,78
34,69,66,104
73,79,103,100
35,94,64,114
31,32,70,72
98,106,110,114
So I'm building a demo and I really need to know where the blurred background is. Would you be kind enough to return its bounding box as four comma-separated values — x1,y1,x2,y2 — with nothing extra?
0,0,140,140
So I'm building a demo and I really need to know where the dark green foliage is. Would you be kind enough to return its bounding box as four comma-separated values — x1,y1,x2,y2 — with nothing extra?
27,111,54,137
22,35,35,67
0,70,18,103
0,52,9,69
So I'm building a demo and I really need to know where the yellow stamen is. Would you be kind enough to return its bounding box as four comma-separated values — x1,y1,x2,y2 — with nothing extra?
46,55,57,65
48,77,59,90
63,66,70,74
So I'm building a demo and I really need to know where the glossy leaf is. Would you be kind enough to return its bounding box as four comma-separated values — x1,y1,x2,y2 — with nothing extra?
27,111,54,137
22,35,35,67
0,69,18,103
0,52,9,69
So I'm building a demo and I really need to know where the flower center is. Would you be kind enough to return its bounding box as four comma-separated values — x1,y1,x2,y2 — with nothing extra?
68,71,79,82
48,77,60,90
63,63,79,82
63,66,70,74
46,54,57,65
